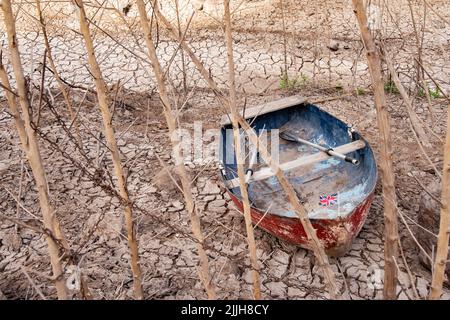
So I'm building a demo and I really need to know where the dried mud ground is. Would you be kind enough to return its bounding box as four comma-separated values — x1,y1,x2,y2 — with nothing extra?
0,85,449,300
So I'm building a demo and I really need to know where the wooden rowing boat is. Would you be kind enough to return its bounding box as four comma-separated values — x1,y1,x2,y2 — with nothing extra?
218,96,377,256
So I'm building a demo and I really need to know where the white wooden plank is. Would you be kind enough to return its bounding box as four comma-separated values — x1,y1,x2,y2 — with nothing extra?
220,95,308,126
223,140,366,189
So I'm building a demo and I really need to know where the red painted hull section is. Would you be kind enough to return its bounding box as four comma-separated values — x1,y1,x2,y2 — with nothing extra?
228,191,374,256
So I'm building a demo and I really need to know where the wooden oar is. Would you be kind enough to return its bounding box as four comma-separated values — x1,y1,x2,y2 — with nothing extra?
280,129,360,165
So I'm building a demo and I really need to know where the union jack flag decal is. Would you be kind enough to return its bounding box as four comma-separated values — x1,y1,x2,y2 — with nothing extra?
319,193,338,206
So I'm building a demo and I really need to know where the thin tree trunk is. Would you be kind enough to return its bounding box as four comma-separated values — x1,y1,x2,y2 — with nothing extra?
352,0,399,300
154,6,338,299
429,100,450,299
223,0,261,300
136,0,216,299
73,0,143,299
35,0,83,149
0,0,68,300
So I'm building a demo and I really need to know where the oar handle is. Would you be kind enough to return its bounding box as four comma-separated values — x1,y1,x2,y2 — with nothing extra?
326,148,359,165
245,148,258,183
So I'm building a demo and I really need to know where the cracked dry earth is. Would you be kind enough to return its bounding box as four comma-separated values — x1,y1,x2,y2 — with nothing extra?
1,0,450,301
0,86,449,300
2,0,450,94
